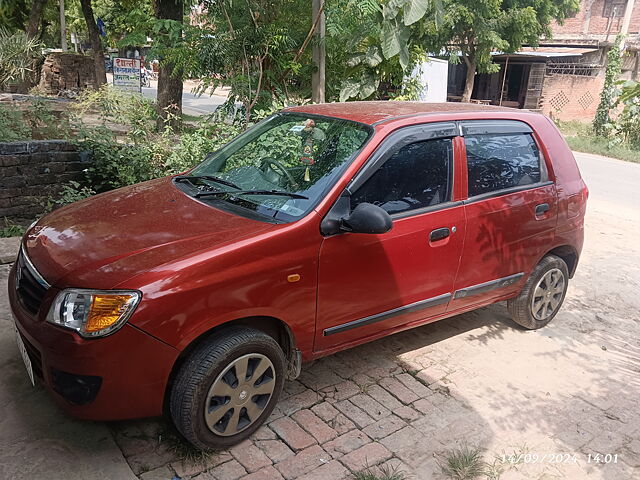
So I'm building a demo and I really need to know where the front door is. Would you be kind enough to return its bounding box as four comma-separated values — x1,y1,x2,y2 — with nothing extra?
315,128,466,353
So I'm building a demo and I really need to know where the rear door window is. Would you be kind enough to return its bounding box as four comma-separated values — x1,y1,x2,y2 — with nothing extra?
465,133,544,197
351,138,453,215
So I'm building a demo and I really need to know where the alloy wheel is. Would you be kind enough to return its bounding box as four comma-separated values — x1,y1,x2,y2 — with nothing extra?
531,268,566,321
204,353,276,436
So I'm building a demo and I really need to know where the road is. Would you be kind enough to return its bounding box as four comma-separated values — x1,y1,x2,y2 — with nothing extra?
141,79,229,116
106,73,229,116
0,151,638,479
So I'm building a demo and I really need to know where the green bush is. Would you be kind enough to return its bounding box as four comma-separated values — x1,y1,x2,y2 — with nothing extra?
0,218,26,238
0,104,30,141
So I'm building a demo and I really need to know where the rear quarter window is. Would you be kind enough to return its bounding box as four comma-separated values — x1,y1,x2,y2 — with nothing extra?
465,133,545,197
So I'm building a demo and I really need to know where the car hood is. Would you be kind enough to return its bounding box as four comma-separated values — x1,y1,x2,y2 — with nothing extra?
23,177,276,289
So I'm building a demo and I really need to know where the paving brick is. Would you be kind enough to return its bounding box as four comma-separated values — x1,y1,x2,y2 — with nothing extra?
251,425,277,441
255,440,295,463
330,413,357,435
208,459,247,480
299,367,344,390
395,405,420,422
334,400,375,429
350,393,391,421
270,416,317,451
379,426,436,467
139,466,174,480
321,380,361,402
366,384,403,410
172,451,233,478
297,459,349,480
311,402,340,422
282,380,307,398
292,409,338,444
415,365,449,386
230,441,272,473
362,415,407,440
339,442,392,471
379,377,420,404
395,373,433,397
322,430,371,457
240,465,284,480
278,389,321,416
412,397,438,415
126,446,179,476
275,445,331,480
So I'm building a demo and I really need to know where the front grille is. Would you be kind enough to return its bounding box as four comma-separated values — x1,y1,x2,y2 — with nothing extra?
15,247,50,316
20,332,44,379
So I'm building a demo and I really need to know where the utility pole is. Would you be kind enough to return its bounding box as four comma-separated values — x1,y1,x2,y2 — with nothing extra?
59,0,68,51
311,0,325,103
621,0,636,36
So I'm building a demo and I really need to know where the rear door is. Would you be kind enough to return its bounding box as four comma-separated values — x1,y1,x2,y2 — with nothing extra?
315,123,466,353
449,120,558,312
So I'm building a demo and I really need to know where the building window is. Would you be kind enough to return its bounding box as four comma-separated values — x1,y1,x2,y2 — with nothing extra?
603,0,625,18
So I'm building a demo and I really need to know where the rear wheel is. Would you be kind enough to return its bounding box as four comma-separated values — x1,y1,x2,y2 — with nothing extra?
507,255,569,330
169,327,285,450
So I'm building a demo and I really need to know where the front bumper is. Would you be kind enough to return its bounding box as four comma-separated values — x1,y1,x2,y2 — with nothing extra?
8,262,179,421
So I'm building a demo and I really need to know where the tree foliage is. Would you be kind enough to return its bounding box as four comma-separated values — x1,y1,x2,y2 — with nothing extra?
594,35,624,137
354,0,579,102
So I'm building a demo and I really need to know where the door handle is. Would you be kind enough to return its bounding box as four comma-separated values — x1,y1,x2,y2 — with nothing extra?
535,203,550,216
429,227,450,242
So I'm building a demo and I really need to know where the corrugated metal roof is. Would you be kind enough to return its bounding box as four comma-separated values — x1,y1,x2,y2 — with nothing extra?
493,47,599,57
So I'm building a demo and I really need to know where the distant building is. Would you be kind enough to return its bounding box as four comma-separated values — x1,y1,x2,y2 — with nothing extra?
446,0,640,121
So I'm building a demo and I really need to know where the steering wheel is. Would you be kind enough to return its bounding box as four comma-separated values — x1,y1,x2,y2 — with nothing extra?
260,158,298,188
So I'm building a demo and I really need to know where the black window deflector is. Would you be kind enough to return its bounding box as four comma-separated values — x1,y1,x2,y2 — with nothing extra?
459,120,533,136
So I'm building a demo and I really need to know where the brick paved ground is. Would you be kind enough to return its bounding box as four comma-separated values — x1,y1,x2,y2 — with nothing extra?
1,153,639,480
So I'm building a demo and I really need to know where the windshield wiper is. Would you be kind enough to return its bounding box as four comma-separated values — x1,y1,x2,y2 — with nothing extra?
195,189,309,200
175,174,241,190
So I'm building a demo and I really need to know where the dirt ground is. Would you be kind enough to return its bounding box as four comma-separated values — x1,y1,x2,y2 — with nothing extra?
0,151,638,480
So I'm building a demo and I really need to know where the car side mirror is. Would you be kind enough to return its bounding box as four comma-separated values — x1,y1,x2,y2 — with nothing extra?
340,203,392,234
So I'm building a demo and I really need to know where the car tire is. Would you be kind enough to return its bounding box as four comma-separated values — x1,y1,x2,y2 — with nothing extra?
507,255,569,330
169,327,286,450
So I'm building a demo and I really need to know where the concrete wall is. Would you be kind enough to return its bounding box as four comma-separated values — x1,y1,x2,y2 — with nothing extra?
539,73,606,121
0,141,90,221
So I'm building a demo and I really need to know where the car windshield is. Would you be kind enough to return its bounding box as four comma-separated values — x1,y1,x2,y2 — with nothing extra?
184,113,372,222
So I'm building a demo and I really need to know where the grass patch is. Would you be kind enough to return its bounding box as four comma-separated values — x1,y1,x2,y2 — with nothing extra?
352,464,407,480
439,445,486,480
0,218,26,238
556,121,640,163
162,428,214,466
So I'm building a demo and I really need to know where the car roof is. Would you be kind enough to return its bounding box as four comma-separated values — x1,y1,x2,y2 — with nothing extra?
283,101,518,126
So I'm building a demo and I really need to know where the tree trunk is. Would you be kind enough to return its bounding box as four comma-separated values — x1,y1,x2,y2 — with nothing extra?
154,0,184,130
311,0,325,103
26,0,48,39
461,56,476,103
79,0,107,88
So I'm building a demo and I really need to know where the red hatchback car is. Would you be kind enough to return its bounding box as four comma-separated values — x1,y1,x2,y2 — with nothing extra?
9,102,587,449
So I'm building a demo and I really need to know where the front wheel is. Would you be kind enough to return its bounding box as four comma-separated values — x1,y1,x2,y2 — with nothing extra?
507,255,569,330
169,327,285,450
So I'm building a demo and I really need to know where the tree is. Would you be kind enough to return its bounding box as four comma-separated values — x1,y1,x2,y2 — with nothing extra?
368,0,578,103
79,0,107,87
26,0,49,39
154,0,183,129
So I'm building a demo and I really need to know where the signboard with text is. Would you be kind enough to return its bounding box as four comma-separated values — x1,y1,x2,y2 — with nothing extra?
113,57,141,92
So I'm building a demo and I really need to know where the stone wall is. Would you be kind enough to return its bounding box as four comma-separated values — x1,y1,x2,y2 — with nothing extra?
38,53,95,95
0,141,90,221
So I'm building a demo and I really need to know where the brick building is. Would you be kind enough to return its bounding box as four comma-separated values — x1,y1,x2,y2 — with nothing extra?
447,0,640,122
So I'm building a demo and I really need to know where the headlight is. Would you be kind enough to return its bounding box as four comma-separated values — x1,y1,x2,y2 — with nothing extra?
46,289,141,338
